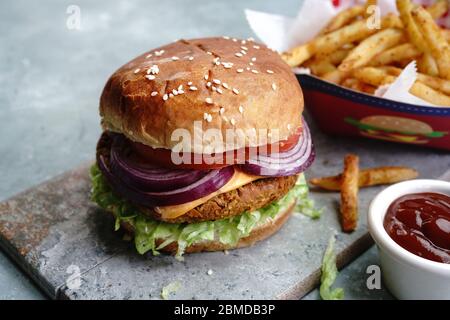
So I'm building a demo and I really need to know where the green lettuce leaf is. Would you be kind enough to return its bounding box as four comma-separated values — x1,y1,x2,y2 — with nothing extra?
161,281,181,300
320,234,344,300
293,174,322,220
90,164,314,258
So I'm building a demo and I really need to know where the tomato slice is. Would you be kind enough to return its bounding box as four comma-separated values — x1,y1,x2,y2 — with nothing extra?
128,128,302,170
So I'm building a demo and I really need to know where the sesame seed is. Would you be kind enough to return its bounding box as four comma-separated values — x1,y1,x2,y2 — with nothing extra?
205,97,213,104
213,79,221,85
272,83,277,91
134,68,141,74
172,56,179,61
145,75,156,80
188,81,193,86
148,65,159,74
178,90,185,94
239,105,244,113
251,70,259,74
206,51,212,55
230,118,236,125
188,56,194,61
241,46,248,51
206,82,212,87
203,113,208,120
169,93,174,98
232,38,237,42
249,62,254,66
223,116,229,122
207,114,212,122
247,37,255,41
222,83,229,89
240,50,247,55
151,91,158,96
223,36,230,40
204,74,209,80
235,53,243,57
172,89,178,96
246,67,251,71
222,62,233,69
237,68,244,73
253,45,260,49
266,70,274,74
219,107,225,114
189,86,198,91
154,50,165,56
251,57,256,62
163,94,168,101
212,86,217,92
217,88,223,94
146,54,152,58
241,40,246,44
178,84,183,91
232,88,239,95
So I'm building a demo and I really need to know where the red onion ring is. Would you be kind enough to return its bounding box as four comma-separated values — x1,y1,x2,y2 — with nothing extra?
98,154,235,207
110,135,209,192
240,119,315,177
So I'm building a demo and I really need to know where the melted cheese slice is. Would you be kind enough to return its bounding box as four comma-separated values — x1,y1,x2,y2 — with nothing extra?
155,169,261,220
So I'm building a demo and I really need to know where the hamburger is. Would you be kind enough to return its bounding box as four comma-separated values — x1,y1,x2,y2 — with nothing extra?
346,115,446,144
91,37,315,258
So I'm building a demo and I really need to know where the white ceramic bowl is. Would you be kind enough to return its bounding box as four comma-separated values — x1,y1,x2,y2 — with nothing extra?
368,179,450,300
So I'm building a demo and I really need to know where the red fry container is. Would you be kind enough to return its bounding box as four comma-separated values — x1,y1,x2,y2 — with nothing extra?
293,0,450,150
297,74,450,150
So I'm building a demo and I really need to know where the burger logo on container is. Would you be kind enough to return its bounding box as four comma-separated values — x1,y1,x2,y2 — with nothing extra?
346,115,448,144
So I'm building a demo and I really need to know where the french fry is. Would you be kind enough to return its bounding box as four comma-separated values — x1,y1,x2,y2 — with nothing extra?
322,69,350,84
281,13,402,67
340,154,359,233
443,29,450,42
383,66,450,95
320,5,365,35
412,6,450,80
418,53,440,76
396,0,439,76
310,167,419,191
327,47,354,65
353,67,394,86
426,0,449,19
339,28,405,71
342,78,376,94
305,59,337,76
370,43,421,66
354,67,450,106
410,81,450,106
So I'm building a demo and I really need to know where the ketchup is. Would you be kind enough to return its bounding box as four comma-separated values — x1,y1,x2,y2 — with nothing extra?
384,193,450,264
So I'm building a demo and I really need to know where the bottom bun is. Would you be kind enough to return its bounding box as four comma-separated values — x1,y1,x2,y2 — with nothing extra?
117,199,296,255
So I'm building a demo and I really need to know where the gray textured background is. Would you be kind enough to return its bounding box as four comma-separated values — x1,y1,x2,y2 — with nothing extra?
0,0,446,300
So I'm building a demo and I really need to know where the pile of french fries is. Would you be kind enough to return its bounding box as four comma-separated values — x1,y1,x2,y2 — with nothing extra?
282,0,450,107
310,158,419,232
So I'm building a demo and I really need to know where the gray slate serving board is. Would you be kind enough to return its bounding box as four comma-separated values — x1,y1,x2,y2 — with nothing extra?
1,121,449,300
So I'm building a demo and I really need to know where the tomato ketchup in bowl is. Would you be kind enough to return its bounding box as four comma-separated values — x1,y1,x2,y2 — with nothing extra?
368,180,450,300
384,193,450,264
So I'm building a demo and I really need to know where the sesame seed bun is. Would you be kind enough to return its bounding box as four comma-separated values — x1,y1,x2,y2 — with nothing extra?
99,37,304,153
